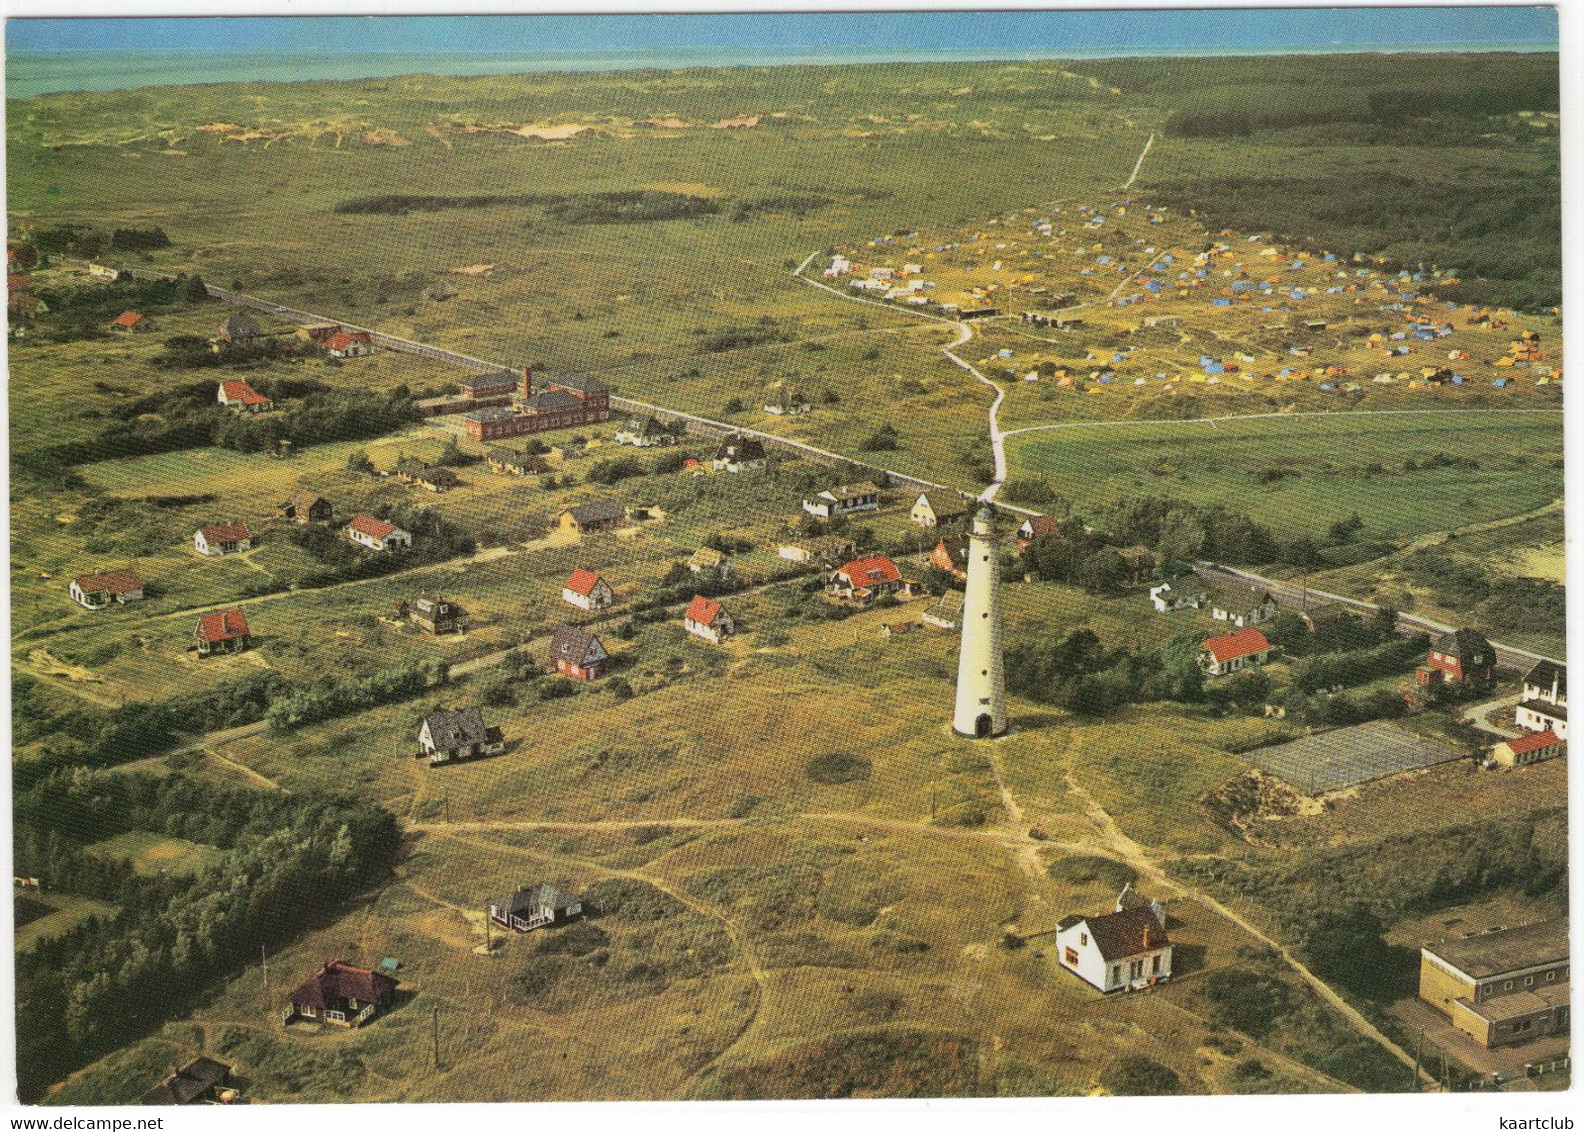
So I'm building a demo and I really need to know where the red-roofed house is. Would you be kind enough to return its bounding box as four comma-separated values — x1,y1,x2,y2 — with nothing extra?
561,569,614,612
70,567,145,610
194,521,253,556
827,555,914,605
1491,730,1566,770
323,329,373,358
931,535,969,581
346,513,412,552
111,310,146,333
195,609,251,656
285,961,398,1028
217,378,273,412
684,595,735,644
1198,628,1272,676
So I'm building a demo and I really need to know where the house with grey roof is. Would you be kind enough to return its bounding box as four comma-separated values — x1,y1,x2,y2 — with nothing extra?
417,708,504,766
489,883,583,933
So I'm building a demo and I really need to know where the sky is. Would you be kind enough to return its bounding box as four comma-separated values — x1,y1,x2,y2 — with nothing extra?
6,8,1561,56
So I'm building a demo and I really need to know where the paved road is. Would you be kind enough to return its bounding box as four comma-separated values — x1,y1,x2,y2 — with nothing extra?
1197,561,1559,670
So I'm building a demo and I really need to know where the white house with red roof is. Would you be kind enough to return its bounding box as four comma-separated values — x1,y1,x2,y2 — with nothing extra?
195,609,251,656
562,569,614,612
193,521,253,556
323,329,373,358
1198,627,1272,676
70,567,145,610
827,554,914,605
346,513,412,552
683,595,735,644
217,378,272,412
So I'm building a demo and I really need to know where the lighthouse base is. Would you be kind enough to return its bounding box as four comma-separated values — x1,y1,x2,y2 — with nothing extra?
953,711,1008,739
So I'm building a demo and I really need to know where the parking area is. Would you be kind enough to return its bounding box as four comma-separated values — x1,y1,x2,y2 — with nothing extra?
1242,720,1470,794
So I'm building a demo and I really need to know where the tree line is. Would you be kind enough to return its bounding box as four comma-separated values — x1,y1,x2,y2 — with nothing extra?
14,769,402,1099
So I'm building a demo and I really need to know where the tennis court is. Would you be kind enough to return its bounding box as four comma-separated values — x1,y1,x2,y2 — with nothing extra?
1242,720,1470,794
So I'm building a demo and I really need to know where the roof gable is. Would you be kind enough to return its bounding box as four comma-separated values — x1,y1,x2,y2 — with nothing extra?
1201,627,1271,663
564,568,605,596
1081,907,1171,960
75,567,142,594
197,609,250,643
550,625,606,665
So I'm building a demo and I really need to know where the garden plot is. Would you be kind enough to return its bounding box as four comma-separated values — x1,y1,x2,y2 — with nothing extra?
1241,720,1468,794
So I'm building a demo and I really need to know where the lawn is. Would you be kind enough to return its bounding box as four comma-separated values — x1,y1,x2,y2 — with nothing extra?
1006,412,1563,542
84,830,227,878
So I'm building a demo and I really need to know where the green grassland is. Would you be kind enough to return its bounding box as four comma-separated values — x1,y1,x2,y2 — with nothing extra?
1006,413,1563,541
83,830,227,877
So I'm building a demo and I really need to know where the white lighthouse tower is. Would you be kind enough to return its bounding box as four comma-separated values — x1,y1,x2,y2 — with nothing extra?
953,505,1008,738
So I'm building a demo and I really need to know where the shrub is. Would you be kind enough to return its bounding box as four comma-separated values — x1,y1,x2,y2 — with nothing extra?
1099,1055,1183,1096
806,753,871,784
1047,854,1136,889
1201,968,1291,1037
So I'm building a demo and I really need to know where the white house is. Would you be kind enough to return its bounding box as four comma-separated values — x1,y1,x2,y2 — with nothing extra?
1516,659,1567,740
614,414,673,447
687,547,733,579
911,489,969,529
1054,905,1172,993
346,513,412,552
323,330,372,358
1198,628,1272,676
70,567,145,610
822,256,853,278
193,521,253,556
562,568,614,612
802,481,881,520
1207,580,1278,627
1150,580,1208,613
684,595,735,644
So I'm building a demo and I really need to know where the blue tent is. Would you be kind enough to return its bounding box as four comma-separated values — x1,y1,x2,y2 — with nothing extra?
1390,331,1407,340
1323,253,1337,262
1212,298,1231,307
1204,362,1226,375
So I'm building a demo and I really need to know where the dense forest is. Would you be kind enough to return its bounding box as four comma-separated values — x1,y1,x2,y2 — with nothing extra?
13,771,403,1099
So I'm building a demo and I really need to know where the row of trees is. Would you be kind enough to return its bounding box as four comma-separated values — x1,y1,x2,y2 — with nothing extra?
15,769,402,1099
45,384,424,465
264,658,451,730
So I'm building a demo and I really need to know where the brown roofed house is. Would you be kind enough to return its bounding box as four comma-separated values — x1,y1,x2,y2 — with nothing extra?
195,609,251,656
194,521,253,556
70,567,145,610
285,961,399,1028
140,1056,233,1106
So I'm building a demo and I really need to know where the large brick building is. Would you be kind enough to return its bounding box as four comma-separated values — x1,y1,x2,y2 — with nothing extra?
463,368,610,441
1419,919,1570,1049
